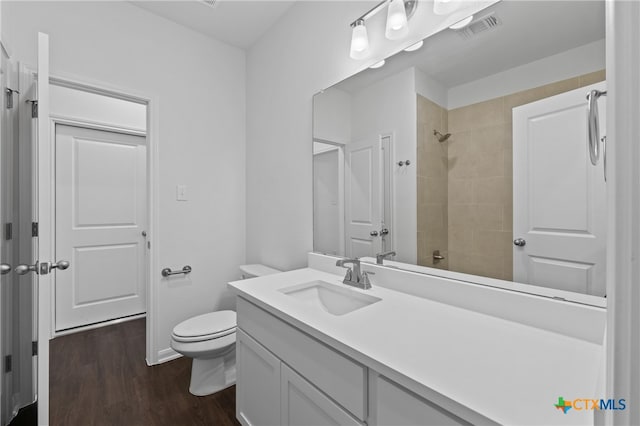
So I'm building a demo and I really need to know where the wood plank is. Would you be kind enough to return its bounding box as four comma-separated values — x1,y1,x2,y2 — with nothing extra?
50,318,239,425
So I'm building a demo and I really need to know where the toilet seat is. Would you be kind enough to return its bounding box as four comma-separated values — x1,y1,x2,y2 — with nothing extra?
172,311,236,343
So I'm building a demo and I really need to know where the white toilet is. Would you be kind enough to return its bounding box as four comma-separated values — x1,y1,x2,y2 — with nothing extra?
170,264,281,396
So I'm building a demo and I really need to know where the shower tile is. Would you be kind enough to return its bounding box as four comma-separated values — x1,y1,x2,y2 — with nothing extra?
541,77,580,98
472,230,511,255
579,69,606,87
474,177,508,204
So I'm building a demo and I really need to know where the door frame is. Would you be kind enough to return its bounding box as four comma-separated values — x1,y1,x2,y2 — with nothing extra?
29,57,160,422
41,72,160,363
379,133,395,256
606,2,640,424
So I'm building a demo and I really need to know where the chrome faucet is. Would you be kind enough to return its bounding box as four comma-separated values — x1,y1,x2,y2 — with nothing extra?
376,251,396,265
335,258,372,290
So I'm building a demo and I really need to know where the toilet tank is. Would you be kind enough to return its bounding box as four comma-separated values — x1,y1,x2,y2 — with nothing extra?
239,264,281,279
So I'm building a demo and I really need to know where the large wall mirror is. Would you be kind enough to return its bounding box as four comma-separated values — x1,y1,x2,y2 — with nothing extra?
313,0,606,301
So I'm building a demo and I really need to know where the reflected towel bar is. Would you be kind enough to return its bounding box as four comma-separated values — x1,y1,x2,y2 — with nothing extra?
162,265,192,277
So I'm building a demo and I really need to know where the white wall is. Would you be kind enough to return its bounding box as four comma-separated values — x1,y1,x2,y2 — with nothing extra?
50,85,147,132
350,68,417,263
313,87,351,145
414,67,448,108
246,0,496,270
447,39,606,109
3,1,246,363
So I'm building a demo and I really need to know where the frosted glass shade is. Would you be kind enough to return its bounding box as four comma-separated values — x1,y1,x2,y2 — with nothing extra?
350,21,370,60
385,0,409,40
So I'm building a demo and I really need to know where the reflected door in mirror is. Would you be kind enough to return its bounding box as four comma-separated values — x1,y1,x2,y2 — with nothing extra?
513,83,607,297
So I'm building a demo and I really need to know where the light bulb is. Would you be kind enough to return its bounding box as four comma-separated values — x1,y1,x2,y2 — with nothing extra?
433,0,460,16
385,0,409,41
370,60,386,69
350,20,370,60
449,15,473,30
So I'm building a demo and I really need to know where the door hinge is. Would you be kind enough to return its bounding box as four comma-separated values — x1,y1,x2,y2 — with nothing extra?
5,88,19,109
4,355,11,373
27,99,38,118
4,222,12,241
32,222,38,237
32,341,38,356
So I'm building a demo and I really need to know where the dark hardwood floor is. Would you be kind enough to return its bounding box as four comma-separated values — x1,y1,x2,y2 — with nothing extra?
50,318,239,426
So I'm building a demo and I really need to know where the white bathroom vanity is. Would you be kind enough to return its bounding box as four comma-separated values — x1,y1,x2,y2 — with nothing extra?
228,253,605,426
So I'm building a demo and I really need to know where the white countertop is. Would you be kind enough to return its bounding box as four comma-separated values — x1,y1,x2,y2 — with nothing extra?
229,268,603,426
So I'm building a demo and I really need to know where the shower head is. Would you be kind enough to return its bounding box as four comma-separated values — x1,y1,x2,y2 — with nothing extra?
433,130,451,143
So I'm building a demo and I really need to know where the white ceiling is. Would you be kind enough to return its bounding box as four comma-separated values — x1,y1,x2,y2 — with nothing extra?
131,0,297,49
336,1,605,93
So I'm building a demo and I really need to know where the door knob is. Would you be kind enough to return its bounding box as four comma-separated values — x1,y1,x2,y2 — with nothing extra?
380,228,389,236
1,263,11,275
513,238,526,247
15,260,70,275
370,230,379,237
15,263,38,275
141,231,147,237
51,260,70,271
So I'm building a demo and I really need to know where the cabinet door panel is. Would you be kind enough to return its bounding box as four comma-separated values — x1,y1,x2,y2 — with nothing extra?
370,374,471,426
236,329,281,426
238,297,367,420
281,364,363,426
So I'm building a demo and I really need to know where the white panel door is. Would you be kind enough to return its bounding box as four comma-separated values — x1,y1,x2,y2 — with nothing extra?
236,329,281,426
55,124,146,330
345,137,381,258
513,82,606,296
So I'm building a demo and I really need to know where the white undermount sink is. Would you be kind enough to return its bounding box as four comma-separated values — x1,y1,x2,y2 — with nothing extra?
280,280,381,316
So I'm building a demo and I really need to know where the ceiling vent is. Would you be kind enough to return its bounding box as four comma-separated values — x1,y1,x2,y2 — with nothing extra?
456,13,502,39
200,0,218,9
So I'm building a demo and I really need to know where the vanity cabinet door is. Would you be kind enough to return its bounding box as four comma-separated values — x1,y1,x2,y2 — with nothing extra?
236,329,281,426
369,374,472,426
281,364,363,426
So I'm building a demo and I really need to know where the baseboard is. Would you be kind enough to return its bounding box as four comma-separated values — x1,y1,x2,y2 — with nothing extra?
156,347,181,364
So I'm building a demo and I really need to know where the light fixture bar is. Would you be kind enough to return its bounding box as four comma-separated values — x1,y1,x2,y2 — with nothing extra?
350,0,390,27
349,0,417,27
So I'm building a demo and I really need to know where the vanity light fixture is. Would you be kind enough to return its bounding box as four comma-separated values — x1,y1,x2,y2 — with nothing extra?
385,0,409,40
449,15,474,30
349,0,418,60
404,40,424,52
433,0,461,16
350,19,370,59
370,59,386,69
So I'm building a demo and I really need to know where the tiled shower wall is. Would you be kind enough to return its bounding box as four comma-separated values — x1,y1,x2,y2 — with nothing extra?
417,70,605,280
417,95,448,269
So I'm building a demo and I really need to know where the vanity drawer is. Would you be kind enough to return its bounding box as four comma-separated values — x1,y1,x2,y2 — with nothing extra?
237,297,367,421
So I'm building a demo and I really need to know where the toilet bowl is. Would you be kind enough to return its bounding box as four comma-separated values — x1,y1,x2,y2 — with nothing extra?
170,264,281,396
170,311,237,396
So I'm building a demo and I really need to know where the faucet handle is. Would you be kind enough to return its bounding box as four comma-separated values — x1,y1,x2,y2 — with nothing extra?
361,271,374,289
343,267,353,282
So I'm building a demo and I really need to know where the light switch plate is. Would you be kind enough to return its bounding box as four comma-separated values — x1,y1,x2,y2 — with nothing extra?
176,185,188,201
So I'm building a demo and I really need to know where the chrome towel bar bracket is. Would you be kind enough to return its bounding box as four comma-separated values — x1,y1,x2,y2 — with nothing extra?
162,265,192,277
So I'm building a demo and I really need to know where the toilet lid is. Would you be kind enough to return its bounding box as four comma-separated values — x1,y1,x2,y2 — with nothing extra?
173,311,236,339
